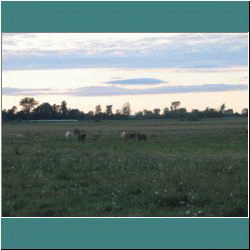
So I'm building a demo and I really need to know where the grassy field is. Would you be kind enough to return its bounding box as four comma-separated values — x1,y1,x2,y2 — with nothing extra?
2,118,248,217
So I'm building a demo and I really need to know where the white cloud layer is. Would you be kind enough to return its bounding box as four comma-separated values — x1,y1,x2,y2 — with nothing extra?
2,84,248,97
2,33,248,58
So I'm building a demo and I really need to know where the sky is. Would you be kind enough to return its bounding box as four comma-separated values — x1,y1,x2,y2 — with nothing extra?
1,33,249,114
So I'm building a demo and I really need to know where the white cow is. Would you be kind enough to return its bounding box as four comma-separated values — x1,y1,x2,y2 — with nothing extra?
121,130,129,140
65,131,74,141
65,129,86,141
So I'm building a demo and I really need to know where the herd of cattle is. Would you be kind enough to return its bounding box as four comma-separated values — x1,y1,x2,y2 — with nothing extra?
65,127,248,143
65,129,147,142
15,127,247,142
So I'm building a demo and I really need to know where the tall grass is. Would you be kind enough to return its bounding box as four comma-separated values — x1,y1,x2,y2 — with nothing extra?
2,119,248,216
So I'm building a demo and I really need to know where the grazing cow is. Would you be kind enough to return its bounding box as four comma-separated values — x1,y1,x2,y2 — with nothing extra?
121,130,140,141
73,129,81,135
76,129,86,142
66,129,85,141
137,133,147,142
121,130,129,140
78,132,86,142
73,129,86,136
128,133,137,139
65,131,74,141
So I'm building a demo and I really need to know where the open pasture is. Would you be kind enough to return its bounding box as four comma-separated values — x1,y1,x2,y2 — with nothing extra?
2,118,248,217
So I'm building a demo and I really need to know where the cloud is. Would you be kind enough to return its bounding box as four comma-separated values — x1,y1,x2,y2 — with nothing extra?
2,33,248,70
104,78,167,85
65,84,249,96
2,87,59,96
67,84,249,96
3,84,247,97
2,33,248,58
2,48,248,71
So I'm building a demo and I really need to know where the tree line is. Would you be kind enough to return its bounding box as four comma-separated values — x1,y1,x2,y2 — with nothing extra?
2,97,248,122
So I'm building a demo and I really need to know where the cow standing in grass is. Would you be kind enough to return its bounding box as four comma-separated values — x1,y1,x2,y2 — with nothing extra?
121,130,129,140
65,131,74,141
137,133,147,142
65,129,86,141
78,130,86,142
73,129,81,136
128,133,137,139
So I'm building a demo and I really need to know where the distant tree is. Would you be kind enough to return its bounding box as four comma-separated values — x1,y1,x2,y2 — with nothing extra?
143,109,153,118
122,102,131,115
52,104,60,114
135,111,143,117
8,106,17,118
241,108,248,117
203,107,219,118
192,109,200,113
16,110,27,120
68,109,81,119
34,102,53,118
170,101,180,111
106,105,113,116
176,108,187,120
224,109,234,116
4,106,17,120
220,103,226,113
34,103,53,113
10,106,17,114
177,108,187,115
115,109,121,115
95,105,102,115
209,108,216,113
153,108,161,116
87,111,94,119
187,109,200,121
19,97,38,114
163,107,169,113
60,101,68,116
2,109,8,121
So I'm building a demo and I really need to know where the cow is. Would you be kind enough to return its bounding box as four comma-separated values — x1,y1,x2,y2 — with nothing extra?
65,129,85,141
121,130,129,140
128,133,137,139
65,131,74,141
77,132,86,142
137,133,147,142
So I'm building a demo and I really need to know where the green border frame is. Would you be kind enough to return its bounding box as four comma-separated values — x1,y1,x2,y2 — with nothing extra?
1,218,249,249
1,1,249,249
1,1,249,33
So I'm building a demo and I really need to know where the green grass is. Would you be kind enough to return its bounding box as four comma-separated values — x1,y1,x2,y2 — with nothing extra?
2,118,248,217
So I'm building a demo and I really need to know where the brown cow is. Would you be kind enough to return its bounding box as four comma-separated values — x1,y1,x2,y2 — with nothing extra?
137,133,147,142
78,132,86,142
128,133,137,139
